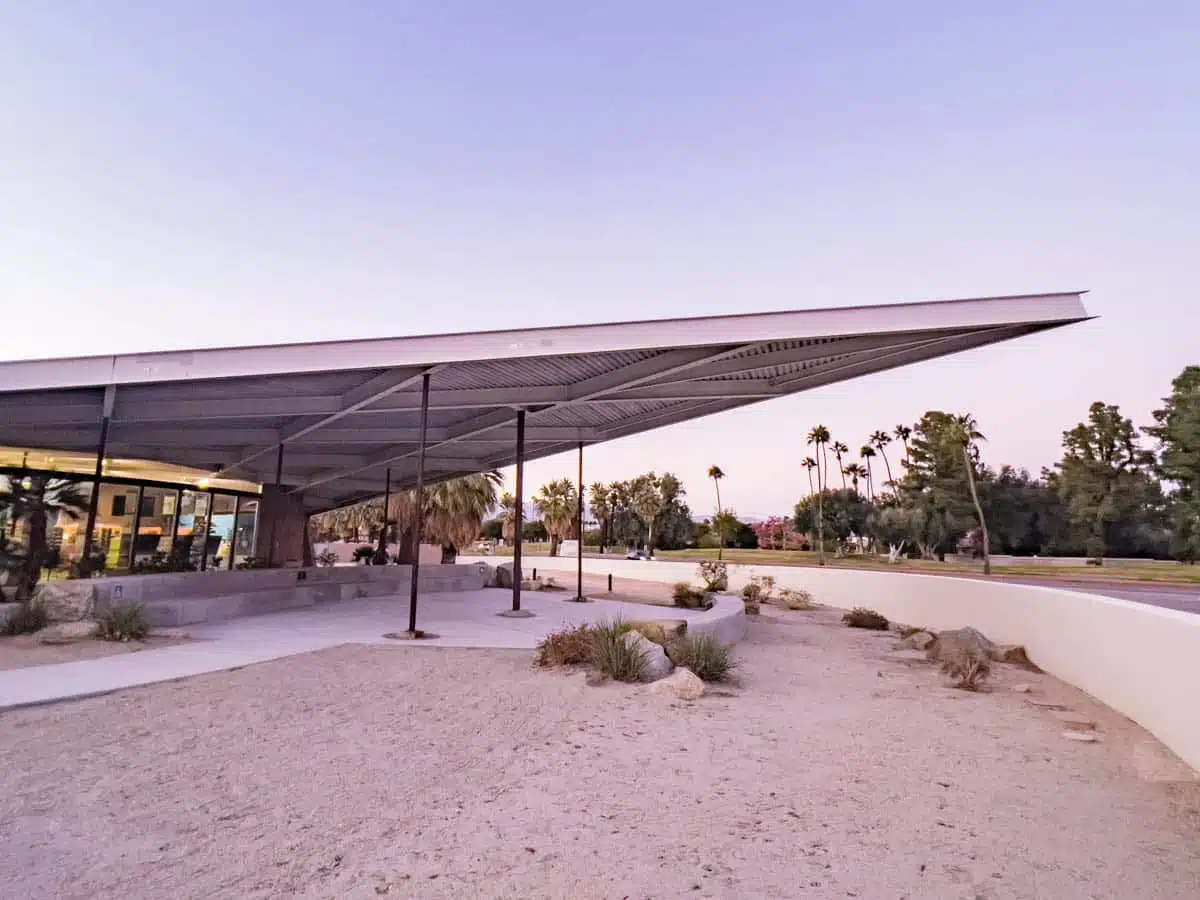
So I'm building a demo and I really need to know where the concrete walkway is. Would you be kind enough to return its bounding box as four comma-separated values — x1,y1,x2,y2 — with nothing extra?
0,588,742,710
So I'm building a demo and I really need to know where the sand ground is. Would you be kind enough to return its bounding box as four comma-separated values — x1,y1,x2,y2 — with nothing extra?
0,634,187,670
1,606,1197,899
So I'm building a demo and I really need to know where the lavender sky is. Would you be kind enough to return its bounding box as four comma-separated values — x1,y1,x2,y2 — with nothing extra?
1,3,1196,516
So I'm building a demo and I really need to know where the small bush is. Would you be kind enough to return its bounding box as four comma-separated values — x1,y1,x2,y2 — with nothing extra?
741,582,763,603
896,624,931,639
535,624,598,667
316,548,339,567
672,582,711,609
697,560,729,592
672,632,736,683
940,653,992,691
777,588,815,611
352,545,376,563
97,604,151,642
591,619,647,683
2,601,49,636
842,607,889,630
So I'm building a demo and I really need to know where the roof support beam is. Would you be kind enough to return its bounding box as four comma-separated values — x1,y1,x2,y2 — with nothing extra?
214,365,433,477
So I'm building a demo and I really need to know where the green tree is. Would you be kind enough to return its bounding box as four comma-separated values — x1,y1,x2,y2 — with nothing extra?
806,425,831,564
858,445,876,500
870,430,895,492
0,473,88,601
707,465,726,560
1145,366,1200,562
893,424,913,468
802,457,817,496
794,488,872,551
831,441,849,490
587,483,613,554
1055,402,1150,562
629,473,665,556
951,414,992,574
424,472,502,561
535,478,578,556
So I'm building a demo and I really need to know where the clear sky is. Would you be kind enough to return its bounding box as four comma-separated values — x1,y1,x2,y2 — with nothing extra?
1,3,1196,517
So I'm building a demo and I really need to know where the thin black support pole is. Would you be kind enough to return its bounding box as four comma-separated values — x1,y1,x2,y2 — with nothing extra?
170,488,183,553
407,375,431,635
229,494,241,570
81,385,115,562
575,440,584,601
511,408,526,613
377,467,392,564
129,484,144,571
198,493,209,572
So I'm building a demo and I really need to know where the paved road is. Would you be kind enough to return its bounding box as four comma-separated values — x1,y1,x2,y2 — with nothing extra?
998,578,1200,614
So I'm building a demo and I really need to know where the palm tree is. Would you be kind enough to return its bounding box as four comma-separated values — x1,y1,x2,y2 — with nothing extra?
801,457,817,496
425,472,502,561
806,426,831,565
952,414,991,575
499,492,519,544
831,441,849,489
844,462,867,496
707,465,726,560
894,424,913,468
859,445,876,501
535,478,577,556
587,483,612,554
629,472,664,557
0,473,88,601
870,430,895,492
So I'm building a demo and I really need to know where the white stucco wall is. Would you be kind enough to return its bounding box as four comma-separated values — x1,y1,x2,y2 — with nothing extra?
522,555,1200,775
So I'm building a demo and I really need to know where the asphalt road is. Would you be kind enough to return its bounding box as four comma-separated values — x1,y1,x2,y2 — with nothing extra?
998,578,1200,614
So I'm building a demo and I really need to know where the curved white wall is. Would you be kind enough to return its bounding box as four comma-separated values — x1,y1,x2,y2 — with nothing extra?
521,555,1200,775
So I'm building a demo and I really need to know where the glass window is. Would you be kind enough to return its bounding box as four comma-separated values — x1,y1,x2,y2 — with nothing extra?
178,490,213,569
134,487,179,567
207,494,237,570
94,483,138,570
232,498,259,568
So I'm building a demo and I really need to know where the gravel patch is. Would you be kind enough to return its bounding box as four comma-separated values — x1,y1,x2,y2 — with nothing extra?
1,608,1197,899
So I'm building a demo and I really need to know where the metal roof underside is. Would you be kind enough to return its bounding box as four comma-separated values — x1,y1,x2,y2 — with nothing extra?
0,292,1090,510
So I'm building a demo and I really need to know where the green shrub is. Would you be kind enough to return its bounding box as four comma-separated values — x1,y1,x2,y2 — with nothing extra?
2,601,49,636
316,548,339,567
741,582,763,603
697,560,729,592
672,632,736,683
535,624,598,667
591,619,647,683
98,604,151,642
672,582,711,610
842,607,889,630
777,588,815,610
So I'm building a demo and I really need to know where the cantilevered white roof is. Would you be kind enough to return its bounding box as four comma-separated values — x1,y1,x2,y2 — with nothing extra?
0,292,1090,509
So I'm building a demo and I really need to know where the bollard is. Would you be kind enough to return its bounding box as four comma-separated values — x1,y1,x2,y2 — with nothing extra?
607,573,613,592
532,567,537,580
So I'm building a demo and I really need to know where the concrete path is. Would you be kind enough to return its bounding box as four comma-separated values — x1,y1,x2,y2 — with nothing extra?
0,588,734,710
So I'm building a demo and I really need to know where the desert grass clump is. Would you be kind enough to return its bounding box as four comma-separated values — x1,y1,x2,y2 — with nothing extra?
777,587,816,611
2,601,49,636
535,623,598,667
939,649,992,691
591,619,647,683
671,632,736,683
672,582,711,609
740,582,762,615
842,607,889,630
697,560,729,592
97,604,151,642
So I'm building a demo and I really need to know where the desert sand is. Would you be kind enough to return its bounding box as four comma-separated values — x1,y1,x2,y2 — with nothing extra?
1,606,1197,899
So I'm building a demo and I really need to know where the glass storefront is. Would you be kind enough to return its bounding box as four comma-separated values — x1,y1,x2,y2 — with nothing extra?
135,487,182,565
232,498,259,569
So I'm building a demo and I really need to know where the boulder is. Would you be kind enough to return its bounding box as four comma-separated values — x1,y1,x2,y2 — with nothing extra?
628,619,688,647
36,620,99,644
648,667,706,700
34,581,96,623
622,631,674,682
900,630,935,651
491,565,514,589
926,627,993,688
990,643,1038,670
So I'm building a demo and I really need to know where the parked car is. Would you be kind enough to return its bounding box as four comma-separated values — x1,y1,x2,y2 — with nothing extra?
625,549,648,560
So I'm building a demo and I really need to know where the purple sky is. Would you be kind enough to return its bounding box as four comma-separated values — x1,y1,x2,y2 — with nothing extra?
1,3,1196,515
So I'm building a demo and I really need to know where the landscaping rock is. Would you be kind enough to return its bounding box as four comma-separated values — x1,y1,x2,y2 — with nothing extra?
492,566,514,589
1062,731,1099,743
900,630,935,651
622,631,673,682
991,643,1038,670
35,581,96,623
36,620,99,644
628,619,688,647
648,667,706,700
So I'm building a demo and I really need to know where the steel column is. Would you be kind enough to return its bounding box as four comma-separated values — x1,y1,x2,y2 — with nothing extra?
266,443,285,566
81,385,116,562
170,488,183,554
511,409,526,613
575,440,584,601
407,375,431,635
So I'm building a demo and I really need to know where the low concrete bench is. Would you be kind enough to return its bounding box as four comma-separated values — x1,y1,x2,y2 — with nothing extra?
92,563,489,627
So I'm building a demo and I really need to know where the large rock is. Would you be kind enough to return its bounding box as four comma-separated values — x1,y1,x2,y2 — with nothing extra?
622,631,674,682
648,666,706,700
628,619,688,647
36,620,99,644
926,626,1036,670
900,630,935,651
926,627,993,688
491,565,514,589
34,581,96,623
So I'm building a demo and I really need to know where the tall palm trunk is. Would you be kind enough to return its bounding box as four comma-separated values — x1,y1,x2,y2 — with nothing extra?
18,507,48,602
962,447,991,575
864,457,874,501
805,467,814,496
713,480,724,561
878,448,894,492
816,444,826,566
